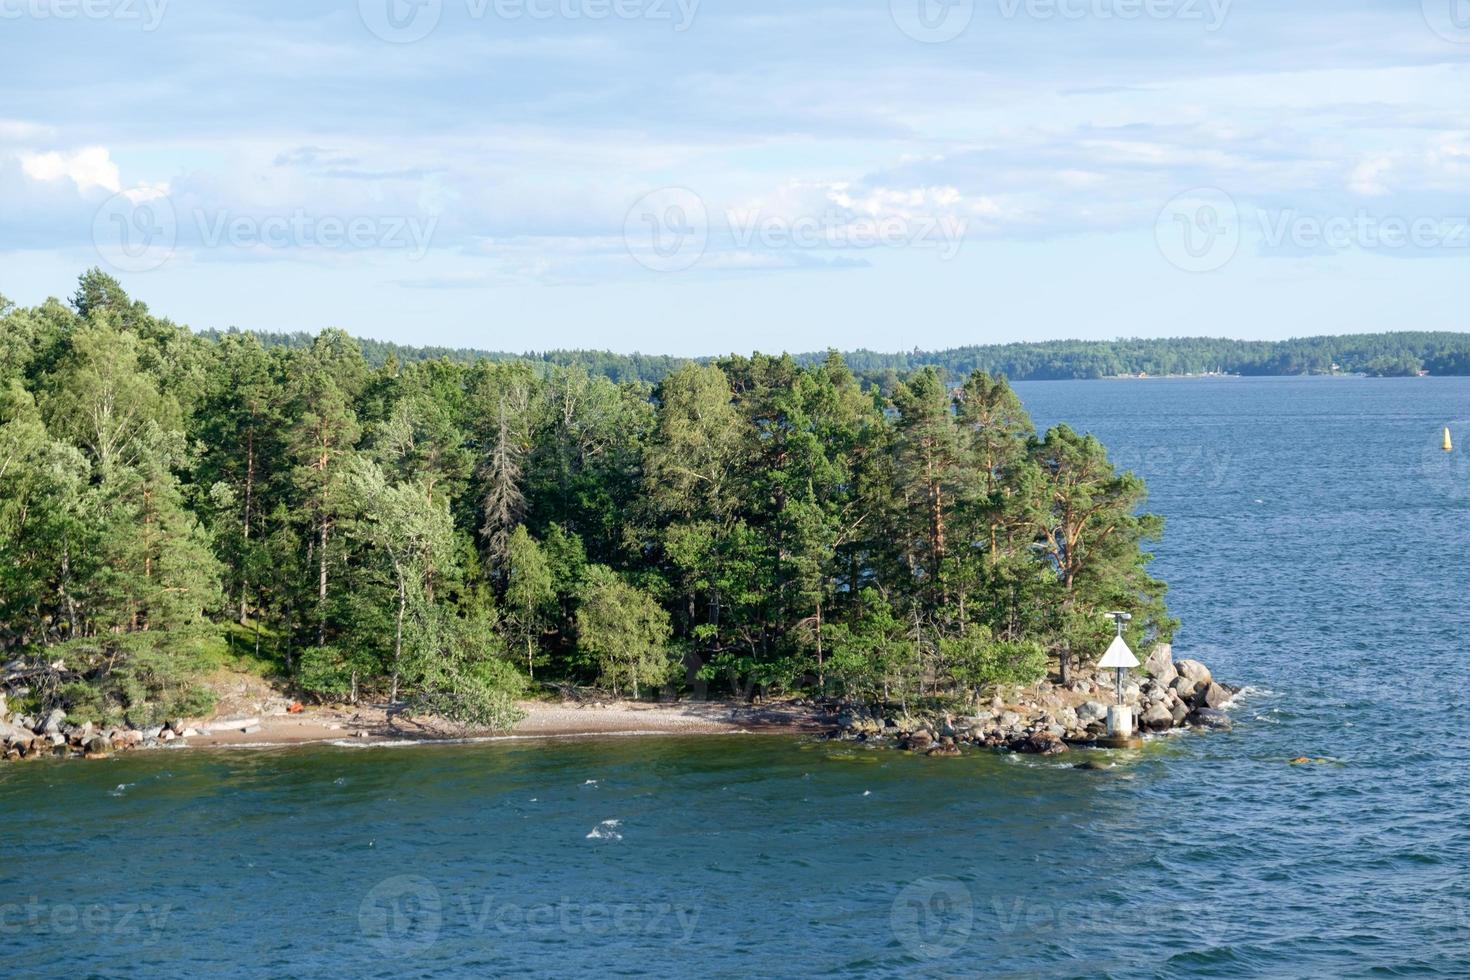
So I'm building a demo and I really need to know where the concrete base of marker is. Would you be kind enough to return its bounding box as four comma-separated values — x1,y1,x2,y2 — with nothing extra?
1106,705,1133,738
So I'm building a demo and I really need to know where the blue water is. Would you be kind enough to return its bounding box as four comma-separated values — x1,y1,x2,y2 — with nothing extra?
3,377,1467,978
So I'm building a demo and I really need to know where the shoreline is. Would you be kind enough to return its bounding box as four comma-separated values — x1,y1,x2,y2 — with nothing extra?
3,646,1238,760
142,698,834,752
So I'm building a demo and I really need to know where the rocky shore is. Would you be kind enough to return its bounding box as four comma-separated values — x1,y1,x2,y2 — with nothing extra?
830,644,1238,757
0,644,1235,762
0,703,263,761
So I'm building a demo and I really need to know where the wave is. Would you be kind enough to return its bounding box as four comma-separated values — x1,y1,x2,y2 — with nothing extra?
586,819,622,841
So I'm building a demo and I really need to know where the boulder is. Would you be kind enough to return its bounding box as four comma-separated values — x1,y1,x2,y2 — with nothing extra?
1140,646,1176,687
1141,702,1174,732
1054,706,1079,730
1199,682,1232,709
40,708,66,735
0,717,34,744
1077,701,1109,725
1016,731,1068,756
927,737,962,757
1176,659,1212,688
904,730,935,751
1170,701,1190,725
998,711,1021,729
1188,707,1233,731
1144,645,1178,687
1170,675,1201,699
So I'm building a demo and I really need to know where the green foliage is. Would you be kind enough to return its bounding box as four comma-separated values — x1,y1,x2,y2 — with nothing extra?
576,565,675,698
0,271,1198,720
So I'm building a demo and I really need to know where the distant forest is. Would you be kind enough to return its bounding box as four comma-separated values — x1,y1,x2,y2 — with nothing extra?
197,329,1470,384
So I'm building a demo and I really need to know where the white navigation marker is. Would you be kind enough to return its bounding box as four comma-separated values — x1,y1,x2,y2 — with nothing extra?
1098,613,1138,736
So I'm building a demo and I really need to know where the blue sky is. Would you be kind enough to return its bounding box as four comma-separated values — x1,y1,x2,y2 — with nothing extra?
2,0,1469,355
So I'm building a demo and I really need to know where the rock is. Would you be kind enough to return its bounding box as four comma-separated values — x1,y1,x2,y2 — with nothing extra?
1144,644,1178,686
1077,701,1109,725
1141,702,1174,732
1170,675,1201,698
903,730,935,751
168,718,186,734
40,708,66,735
1054,706,1079,729
927,737,962,757
1176,659,1213,688
0,717,34,744
1016,731,1068,756
1074,759,1110,771
1199,682,1232,709
1170,701,1190,725
1188,707,1233,731
998,711,1021,728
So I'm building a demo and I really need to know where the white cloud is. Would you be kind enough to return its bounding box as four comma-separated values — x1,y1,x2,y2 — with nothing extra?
1347,156,1393,197
19,146,120,194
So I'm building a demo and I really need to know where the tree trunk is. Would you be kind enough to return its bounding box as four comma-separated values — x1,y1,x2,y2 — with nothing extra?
317,518,328,646
239,428,254,624
815,599,824,690
392,567,405,703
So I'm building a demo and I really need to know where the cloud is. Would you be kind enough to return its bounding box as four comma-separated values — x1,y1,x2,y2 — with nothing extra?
18,146,120,194
1348,156,1394,196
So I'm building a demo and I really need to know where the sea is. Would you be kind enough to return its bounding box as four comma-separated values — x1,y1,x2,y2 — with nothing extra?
2,376,1467,978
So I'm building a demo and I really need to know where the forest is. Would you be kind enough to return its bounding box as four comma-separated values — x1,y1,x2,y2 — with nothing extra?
1,271,1173,729
202,328,1470,383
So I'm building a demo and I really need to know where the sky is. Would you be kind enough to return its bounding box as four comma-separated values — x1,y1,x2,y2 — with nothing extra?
2,0,1469,356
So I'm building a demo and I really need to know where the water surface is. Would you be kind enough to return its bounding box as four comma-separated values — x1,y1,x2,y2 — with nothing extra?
3,377,1467,978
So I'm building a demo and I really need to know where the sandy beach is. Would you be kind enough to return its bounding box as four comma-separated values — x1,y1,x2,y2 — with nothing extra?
180,698,832,749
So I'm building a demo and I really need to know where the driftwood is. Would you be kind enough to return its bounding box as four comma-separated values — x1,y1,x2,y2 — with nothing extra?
1,659,74,690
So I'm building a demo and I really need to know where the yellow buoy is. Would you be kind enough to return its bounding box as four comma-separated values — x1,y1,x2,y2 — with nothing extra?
1446,427,1455,453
